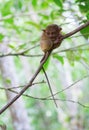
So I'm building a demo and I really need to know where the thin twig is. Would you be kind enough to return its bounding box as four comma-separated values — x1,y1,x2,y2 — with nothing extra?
42,67,58,107
46,75,89,99
0,81,45,90
0,44,41,57
0,43,89,58
58,43,89,53
4,88,89,108
48,98,89,108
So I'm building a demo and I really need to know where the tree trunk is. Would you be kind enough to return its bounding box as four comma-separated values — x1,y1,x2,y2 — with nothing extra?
0,43,32,130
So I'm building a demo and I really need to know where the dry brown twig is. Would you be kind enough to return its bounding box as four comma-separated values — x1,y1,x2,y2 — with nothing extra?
0,21,89,114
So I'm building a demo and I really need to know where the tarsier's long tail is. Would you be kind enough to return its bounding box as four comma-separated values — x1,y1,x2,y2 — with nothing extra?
40,53,47,63
40,51,57,107
40,50,52,63
42,67,57,107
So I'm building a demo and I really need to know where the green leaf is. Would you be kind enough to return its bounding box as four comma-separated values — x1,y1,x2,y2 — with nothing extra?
8,44,16,50
12,25,21,34
18,0,23,9
53,54,64,64
82,57,88,63
4,17,13,24
39,14,49,20
5,79,11,84
53,0,63,8
14,0,23,10
86,11,89,19
65,116,71,122
75,55,80,61
32,0,37,7
0,34,4,42
1,1,12,16
26,21,40,29
66,51,75,66
0,121,5,125
41,2,48,9
80,25,89,39
17,43,27,51
76,0,89,12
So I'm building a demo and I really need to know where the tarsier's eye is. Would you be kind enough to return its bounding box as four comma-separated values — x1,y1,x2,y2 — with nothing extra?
51,32,54,35
47,31,50,35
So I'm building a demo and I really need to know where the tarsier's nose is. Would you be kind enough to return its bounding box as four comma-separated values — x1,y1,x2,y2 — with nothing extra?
50,33,56,38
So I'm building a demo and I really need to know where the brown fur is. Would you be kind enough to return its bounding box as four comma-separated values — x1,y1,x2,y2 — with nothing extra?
40,24,62,53
40,24,62,62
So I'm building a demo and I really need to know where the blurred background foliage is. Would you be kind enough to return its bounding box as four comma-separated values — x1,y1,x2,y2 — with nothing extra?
0,0,89,130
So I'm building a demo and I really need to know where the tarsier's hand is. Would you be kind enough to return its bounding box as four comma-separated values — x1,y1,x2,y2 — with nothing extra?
53,33,63,49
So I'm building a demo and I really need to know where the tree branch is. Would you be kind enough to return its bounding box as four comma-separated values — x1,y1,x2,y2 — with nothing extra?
0,53,42,57
2,87,89,108
0,51,51,114
62,21,89,39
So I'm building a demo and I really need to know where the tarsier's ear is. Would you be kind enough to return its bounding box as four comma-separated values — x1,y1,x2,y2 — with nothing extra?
58,26,62,31
42,29,46,32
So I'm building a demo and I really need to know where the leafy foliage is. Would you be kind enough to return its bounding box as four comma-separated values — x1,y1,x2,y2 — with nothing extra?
53,0,63,8
53,54,64,64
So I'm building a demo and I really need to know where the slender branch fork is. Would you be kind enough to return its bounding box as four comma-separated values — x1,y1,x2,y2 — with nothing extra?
0,21,89,114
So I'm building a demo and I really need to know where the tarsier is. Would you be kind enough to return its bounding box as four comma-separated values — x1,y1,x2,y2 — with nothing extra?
40,24,63,107
40,24,63,62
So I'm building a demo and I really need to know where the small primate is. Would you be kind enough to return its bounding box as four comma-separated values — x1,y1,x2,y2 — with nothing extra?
40,24,63,62
40,24,63,107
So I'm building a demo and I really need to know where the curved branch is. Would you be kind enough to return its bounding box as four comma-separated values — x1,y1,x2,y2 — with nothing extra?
62,21,89,39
